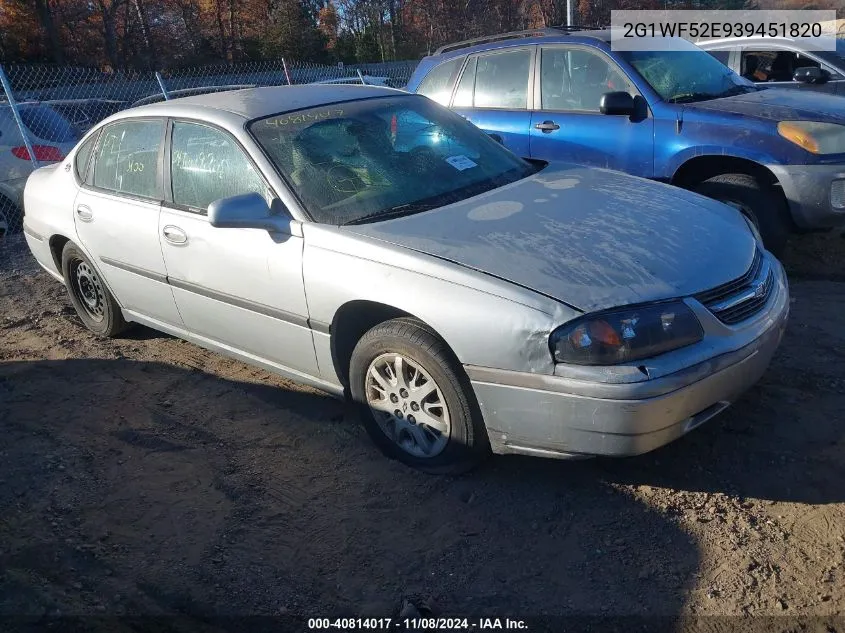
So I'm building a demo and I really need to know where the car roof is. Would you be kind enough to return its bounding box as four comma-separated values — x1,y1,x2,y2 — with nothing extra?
699,36,806,48
123,85,406,121
429,27,612,58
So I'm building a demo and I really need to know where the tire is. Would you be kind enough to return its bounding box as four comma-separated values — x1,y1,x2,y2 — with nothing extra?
0,197,22,237
349,318,489,474
61,242,128,337
693,173,790,257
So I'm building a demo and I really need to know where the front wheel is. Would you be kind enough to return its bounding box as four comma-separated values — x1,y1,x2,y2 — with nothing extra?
693,173,790,257
61,242,128,337
349,318,489,474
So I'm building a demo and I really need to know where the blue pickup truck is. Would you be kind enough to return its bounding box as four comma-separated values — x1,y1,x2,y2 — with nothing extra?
406,28,845,254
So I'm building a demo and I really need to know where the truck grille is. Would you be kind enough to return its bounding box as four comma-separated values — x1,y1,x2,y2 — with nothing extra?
695,249,774,325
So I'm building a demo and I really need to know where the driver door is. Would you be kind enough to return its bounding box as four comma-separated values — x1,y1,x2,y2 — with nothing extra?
529,45,654,177
158,119,318,376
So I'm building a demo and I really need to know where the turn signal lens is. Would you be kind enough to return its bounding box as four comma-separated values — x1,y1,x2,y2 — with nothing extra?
777,121,819,153
777,121,845,155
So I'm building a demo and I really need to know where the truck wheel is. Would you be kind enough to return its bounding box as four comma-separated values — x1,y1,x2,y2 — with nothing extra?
61,242,128,337
693,173,789,257
349,318,489,474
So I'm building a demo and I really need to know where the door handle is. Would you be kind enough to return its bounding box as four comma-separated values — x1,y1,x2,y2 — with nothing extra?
75,205,93,222
162,225,188,245
534,120,560,133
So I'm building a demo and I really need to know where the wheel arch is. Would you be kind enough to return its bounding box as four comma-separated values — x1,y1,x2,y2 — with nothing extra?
329,300,458,393
670,154,780,190
670,154,797,233
49,234,72,272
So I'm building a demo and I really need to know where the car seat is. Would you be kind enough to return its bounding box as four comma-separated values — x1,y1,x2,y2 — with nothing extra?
742,54,760,81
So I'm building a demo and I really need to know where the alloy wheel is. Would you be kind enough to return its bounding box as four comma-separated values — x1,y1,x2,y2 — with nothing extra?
365,352,451,458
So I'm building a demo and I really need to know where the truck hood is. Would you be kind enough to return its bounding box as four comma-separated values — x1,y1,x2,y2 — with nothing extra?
689,88,845,124
344,165,757,313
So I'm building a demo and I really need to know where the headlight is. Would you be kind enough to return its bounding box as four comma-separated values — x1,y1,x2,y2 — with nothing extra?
550,301,704,365
743,214,762,243
777,121,845,155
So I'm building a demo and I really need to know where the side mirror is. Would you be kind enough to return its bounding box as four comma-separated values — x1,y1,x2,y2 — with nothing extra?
208,192,291,233
488,133,504,145
793,66,830,85
600,91,636,116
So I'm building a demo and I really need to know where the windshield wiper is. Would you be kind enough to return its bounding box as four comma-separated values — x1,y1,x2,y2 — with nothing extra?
716,84,757,98
668,92,718,104
342,169,527,226
342,203,439,225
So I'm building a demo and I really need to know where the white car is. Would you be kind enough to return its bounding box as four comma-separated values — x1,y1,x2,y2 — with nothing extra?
1,103,79,235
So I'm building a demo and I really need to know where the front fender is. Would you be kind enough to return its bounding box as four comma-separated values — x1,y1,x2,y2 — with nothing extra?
651,107,800,179
302,225,578,384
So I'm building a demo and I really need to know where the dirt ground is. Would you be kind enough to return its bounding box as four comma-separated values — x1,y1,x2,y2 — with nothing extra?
1,230,844,631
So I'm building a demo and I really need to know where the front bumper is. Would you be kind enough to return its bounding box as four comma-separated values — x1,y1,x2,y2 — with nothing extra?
767,163,845,229
467,257,790,459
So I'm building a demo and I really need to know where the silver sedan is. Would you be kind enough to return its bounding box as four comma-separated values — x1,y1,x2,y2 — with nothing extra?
22,85,789,473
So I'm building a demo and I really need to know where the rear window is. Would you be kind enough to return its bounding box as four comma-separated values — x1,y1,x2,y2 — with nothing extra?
74,133,98,181
416,58,462,105
19,106,79,143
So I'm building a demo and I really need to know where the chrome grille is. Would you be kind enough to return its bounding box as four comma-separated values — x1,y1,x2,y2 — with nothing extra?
695,249,774,325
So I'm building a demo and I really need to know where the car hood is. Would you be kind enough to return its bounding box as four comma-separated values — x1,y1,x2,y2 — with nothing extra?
344,165,757,313
689,88,845,123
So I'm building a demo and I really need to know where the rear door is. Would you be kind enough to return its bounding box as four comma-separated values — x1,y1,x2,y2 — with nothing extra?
528,45,654,177
450,47,535,158
73,117,182,326
158,119,318,376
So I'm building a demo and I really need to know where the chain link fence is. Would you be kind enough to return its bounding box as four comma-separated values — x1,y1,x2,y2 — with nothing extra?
0,58,419,237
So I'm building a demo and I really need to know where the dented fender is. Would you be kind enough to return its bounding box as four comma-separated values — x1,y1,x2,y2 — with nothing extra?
302,223,577,383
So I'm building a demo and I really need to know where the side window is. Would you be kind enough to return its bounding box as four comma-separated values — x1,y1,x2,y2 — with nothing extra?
743,50,822,82
474,49,532,109
170,121,268,213
541,48,635,112
707,49,732,65
92,119,163,199
74,132,98,182
416,58,462,105
453,57,477,107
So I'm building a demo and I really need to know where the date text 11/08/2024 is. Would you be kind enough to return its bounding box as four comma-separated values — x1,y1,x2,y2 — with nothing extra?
307,617,529,630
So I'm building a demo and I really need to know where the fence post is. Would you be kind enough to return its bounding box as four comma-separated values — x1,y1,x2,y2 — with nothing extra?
281,58,292,86
356,69,367,85
0,64,39,169
155,71,170,100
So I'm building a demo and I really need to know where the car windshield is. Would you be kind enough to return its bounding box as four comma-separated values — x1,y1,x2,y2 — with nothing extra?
620,43,757,104
249,95,534,225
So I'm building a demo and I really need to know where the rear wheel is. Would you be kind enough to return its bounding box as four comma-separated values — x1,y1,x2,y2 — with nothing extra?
61,242,128,337
349,318,489,474
693,173,789,256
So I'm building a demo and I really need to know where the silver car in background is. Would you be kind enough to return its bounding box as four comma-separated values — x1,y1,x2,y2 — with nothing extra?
22,86,789,472
1,102,79,235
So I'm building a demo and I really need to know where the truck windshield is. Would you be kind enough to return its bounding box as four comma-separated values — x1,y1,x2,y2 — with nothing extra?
620,47,757,104
249,95,534,225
